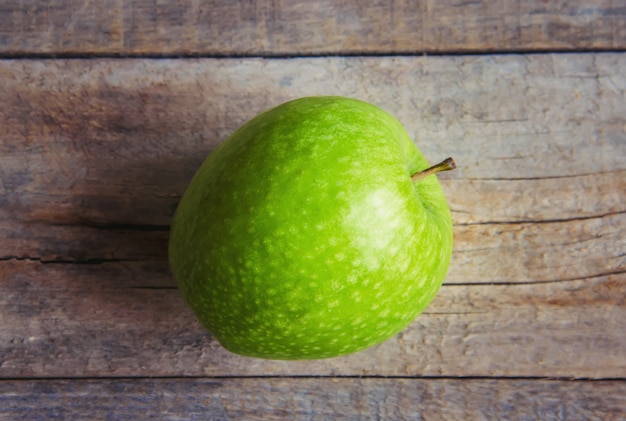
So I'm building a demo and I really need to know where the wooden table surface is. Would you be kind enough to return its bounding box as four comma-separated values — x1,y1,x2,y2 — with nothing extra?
1,1,625,419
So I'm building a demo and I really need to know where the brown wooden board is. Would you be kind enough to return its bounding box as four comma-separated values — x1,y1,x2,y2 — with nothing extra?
1,0,625,56
1,378,625,420
0,258,624,378
1,55,624,285
1,53,625,415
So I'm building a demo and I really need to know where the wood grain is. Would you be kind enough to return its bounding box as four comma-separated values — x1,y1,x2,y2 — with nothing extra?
1,0,625,56
2,1,625,417
1,259,624,378
0,56,624,385
1,378,625,420
1,55,624,285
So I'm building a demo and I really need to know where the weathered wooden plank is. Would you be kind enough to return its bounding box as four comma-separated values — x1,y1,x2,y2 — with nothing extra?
1,259,624,378
0,222,168,262
0,377,625,420
1,55,624,379
2,210,624,285
1,0,624,55
1,55,624,285
2,55,624,221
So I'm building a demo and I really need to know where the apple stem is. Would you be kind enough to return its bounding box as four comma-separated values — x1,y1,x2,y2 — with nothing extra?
411,157,457,182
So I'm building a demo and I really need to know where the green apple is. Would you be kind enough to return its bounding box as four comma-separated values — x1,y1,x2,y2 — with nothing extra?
169,96,455,360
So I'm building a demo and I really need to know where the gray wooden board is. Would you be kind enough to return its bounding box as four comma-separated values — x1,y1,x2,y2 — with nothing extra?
1,54,624,285
0,260,624,378
2,1,625,418
1,0,625,55
0,55,624,382
0,378,625,420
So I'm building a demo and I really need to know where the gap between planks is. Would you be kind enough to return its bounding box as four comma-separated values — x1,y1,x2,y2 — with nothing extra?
1,48,626,60
1,374,624,382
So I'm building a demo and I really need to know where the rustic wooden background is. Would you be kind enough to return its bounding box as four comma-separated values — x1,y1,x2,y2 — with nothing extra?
1,1,625,419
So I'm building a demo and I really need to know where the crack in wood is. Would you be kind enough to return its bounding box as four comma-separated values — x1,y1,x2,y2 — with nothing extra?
445,269,626,287
126,286,178,290
456,209,626,226
461,168,626,181
59,222,171,232
0,256,137,265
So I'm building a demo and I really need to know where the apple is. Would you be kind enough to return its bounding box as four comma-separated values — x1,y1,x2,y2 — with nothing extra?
169,96,455,360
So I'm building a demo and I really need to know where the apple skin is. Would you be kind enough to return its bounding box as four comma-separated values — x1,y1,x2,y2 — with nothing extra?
169,96,453,360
